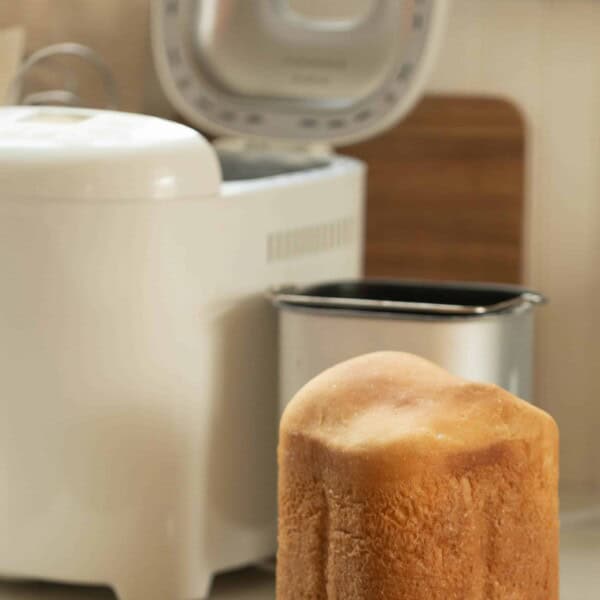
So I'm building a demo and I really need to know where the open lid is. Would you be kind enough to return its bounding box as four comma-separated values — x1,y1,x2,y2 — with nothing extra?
151,0,447,147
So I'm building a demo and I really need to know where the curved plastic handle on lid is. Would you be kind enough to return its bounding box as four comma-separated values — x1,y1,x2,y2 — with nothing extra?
7,42,119,110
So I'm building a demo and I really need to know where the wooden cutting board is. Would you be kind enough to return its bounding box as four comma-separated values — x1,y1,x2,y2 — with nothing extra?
346,95,525,284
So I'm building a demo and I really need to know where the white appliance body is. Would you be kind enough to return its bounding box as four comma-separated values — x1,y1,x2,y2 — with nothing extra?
0,0,447,597
0,107,364,600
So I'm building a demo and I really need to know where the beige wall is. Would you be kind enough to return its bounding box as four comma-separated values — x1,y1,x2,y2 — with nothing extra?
0,0,173,115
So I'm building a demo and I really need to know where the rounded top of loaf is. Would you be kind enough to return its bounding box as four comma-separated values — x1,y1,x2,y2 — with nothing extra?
281,352,557,460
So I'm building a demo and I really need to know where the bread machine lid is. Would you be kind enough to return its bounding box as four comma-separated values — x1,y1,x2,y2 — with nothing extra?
152,0,447,146
0,106,220,201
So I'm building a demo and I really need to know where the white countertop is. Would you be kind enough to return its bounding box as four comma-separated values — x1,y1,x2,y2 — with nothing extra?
559,490,600,599
0,568,275,600
0,500,597,600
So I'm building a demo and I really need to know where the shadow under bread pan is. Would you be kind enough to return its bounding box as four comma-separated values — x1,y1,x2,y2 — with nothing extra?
271,279,546,411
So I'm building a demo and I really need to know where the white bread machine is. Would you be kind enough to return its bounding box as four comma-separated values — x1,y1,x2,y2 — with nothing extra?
0,1,446,598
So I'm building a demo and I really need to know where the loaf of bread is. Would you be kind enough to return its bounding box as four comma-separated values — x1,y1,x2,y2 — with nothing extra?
277,352,559,599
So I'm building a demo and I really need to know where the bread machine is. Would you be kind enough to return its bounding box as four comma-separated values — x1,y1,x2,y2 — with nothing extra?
0,1,447,599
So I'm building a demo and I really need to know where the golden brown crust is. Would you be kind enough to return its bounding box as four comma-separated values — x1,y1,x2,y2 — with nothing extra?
277,352,559,600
